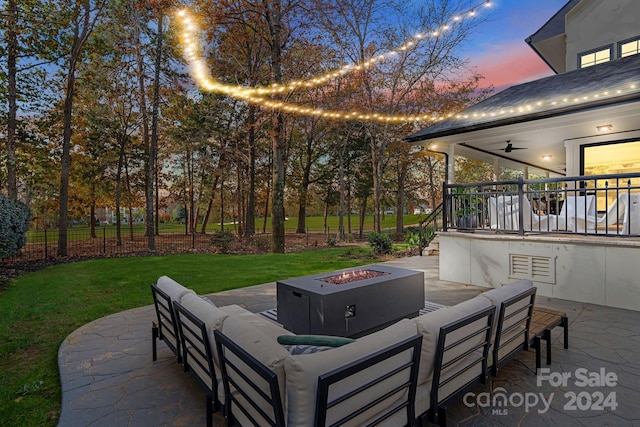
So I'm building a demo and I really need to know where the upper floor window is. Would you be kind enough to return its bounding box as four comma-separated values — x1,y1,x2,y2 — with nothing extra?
619,36,640,58
578,46,612,68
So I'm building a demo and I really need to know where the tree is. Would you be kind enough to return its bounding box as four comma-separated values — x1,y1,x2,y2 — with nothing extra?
312,0,490,233
1,0,57,199
57,0,107,257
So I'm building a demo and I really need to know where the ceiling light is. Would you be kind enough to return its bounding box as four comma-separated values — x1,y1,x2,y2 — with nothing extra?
596,124,613,132
541,154,552,161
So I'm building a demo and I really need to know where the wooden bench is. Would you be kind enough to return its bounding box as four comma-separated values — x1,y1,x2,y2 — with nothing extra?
529,306,569,370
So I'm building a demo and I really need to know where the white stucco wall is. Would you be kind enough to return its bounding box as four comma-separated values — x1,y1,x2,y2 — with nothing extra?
439,232,640,311
565,0,640,72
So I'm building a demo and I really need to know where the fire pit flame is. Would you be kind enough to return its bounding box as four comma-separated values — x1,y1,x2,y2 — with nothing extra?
320,269,389,285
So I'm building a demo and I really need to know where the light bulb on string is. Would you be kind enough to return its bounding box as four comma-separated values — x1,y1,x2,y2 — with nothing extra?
175,0,494,97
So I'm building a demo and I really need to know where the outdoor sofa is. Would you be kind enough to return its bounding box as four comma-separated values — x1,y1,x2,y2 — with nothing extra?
151,275,541,426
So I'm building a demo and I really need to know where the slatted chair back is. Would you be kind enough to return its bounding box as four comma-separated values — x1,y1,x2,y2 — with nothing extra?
174,301,219,427
214,330,285,427
150,283,181,362
492,287,536,376
314,334,423,427
429,305,495,427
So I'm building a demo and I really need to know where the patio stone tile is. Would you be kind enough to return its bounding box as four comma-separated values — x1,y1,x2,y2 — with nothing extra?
57,255,640,426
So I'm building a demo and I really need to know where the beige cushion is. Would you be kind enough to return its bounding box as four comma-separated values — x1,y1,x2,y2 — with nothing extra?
478,280,534,366
478,279,533,308
220,315,291,426
413,296,492,383
156,276,196,303
284,319,418,426
220,305,293,340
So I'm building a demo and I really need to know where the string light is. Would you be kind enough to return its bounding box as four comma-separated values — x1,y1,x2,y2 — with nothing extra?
451,82,640,121
175,0,493,96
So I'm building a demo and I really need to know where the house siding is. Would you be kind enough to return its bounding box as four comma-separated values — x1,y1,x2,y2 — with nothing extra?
566,0,640,71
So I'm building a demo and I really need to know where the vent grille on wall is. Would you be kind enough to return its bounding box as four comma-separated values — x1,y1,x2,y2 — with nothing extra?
509,254,556,284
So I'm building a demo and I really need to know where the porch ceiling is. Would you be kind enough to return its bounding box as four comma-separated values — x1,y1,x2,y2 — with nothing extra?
419,101,640,176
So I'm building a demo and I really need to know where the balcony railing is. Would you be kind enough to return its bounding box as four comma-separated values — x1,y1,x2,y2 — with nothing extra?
443,172,640,237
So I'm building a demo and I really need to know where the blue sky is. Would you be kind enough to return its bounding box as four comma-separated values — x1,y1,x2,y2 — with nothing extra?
465,0,568,90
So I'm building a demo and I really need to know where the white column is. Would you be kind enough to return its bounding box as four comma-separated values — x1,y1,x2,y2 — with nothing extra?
447,144,455,184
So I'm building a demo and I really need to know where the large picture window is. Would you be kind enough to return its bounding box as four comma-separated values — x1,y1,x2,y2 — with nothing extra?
578,46,612,68
582,140,640,208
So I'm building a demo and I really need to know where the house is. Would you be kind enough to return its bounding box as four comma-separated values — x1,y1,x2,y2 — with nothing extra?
405,0,640,311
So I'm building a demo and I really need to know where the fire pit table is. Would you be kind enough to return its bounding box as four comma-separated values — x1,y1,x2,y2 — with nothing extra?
277,264,424,338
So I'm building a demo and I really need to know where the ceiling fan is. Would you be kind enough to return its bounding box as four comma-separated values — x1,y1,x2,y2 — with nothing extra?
496,140,527,153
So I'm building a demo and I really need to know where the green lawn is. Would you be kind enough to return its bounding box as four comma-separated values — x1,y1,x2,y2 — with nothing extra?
0,247,378,426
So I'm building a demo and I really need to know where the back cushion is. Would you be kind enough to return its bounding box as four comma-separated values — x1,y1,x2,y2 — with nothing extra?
180,292,228,366
220,315,291,426
284,319,418,426
478,279,533,307
477,279,533,339
413,296,492,383
157,276,195,303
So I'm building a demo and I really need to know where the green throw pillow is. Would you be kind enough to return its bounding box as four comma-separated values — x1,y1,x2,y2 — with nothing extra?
277,334,355,347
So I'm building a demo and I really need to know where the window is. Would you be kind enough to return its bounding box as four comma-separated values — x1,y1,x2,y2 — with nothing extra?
578,46,612,68
582,140,640,209
619,36,640,58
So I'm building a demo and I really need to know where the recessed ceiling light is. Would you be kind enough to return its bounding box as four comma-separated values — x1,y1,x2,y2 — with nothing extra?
541,154,552,161
597,124,613,132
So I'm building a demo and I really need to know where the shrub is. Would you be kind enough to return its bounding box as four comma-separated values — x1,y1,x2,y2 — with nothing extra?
367,232,392,255
0,194,31,260
404,230,420,251
250,234,272,253
340,246,376,260
209,229,236,253
327,237,337,247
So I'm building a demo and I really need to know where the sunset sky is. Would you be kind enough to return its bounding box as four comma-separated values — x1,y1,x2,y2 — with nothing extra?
466,0,568,90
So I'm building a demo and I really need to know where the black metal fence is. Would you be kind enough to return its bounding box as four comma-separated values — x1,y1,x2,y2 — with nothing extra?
444,172,640,237
1,223,418,266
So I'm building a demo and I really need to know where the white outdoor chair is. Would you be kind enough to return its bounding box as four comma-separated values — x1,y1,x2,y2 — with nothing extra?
488,195,520,230
557,195,597,232
520,196,556,232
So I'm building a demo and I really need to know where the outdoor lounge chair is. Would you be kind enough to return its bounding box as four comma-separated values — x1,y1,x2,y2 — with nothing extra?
214,329,286,427
424,305,495,427
486,287,536,376
314,334,423,427
597,193,640,234
150,283,183,362
557,195,596,232
174,299,220,427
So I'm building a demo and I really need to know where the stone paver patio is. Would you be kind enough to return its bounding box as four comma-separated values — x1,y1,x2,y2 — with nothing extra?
57,255,640,426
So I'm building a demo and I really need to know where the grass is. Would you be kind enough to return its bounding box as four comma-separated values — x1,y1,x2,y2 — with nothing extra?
0,247,378,426
26,214,427,242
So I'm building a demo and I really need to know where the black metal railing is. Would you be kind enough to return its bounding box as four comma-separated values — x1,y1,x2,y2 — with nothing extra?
419,203,443,255
443,172,640,237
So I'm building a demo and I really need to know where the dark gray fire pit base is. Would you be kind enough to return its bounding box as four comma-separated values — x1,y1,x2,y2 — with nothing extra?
277,264,424,338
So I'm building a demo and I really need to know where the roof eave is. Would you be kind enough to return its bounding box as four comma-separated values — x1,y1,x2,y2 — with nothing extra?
403,92,640,143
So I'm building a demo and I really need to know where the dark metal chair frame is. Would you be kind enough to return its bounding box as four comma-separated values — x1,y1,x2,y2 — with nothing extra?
150,283,181,363
174,301,220,427
425,305,495,427
214,329,286,427
315,334,423,427
491,287,536,376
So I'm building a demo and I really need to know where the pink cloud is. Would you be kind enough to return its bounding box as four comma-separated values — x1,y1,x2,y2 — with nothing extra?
470,42,556,90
